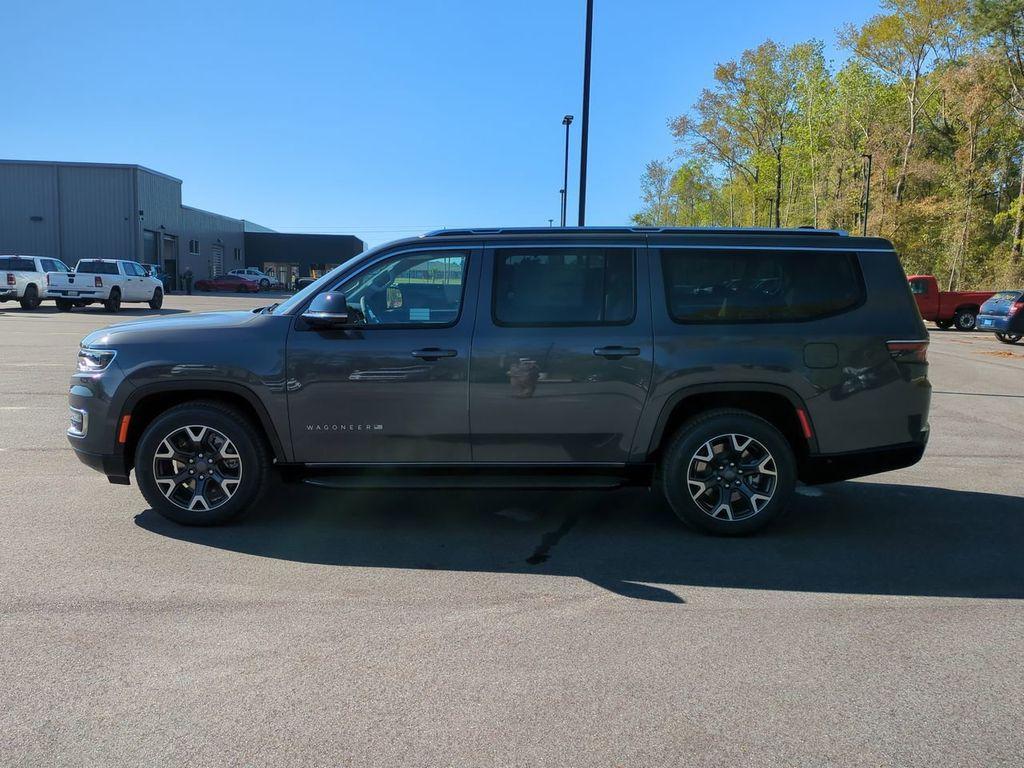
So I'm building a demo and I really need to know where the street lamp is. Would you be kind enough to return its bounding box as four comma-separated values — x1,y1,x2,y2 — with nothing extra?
561,114,574,227
578,0,594,227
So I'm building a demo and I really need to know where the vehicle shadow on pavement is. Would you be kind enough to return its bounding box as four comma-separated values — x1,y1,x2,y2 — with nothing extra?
135,480,1024,603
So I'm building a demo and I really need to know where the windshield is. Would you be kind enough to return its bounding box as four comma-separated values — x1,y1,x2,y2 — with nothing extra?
269,251,371,315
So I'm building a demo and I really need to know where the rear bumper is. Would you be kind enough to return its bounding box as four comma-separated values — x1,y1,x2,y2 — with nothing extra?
977,314,1022,333
0,288,15,301
47,288,104,299
800,434,928,485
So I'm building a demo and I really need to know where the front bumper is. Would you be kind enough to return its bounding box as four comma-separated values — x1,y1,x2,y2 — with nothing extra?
69,444,131,484
67,361,134,485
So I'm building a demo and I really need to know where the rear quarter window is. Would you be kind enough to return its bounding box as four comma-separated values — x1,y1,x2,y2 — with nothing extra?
661,249,865,323
3,257,37,271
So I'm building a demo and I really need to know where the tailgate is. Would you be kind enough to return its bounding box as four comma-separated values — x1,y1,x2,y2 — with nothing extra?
981,292,1022,317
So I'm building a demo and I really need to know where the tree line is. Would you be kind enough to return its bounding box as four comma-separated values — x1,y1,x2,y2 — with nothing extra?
633,0,1024,289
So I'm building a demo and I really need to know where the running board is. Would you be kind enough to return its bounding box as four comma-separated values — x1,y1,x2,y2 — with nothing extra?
301,473,629,490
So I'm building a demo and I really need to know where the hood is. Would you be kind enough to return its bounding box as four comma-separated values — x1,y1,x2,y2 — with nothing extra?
81,309,266,348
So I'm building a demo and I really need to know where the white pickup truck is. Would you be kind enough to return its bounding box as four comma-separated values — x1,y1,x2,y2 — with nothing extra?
0,254,72,310
47,259,164,312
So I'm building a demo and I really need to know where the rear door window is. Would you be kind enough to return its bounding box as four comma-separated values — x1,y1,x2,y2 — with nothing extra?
660,249,864,323
493,247,635,326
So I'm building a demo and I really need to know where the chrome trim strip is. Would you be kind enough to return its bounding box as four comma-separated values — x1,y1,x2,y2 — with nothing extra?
67,406,89,439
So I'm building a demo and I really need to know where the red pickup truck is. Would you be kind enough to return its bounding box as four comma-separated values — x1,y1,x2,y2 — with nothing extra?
908,274,996,331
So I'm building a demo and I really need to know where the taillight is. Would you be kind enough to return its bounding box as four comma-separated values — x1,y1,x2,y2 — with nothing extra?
887,340,929,364
5,273,13,286
94,276,103,288
1009,300,1023,317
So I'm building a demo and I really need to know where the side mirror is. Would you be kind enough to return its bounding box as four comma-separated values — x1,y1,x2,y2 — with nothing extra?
302,292,350,329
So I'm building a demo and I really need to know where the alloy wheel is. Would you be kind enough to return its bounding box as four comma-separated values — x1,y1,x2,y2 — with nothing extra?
152,425,243,511
686,433,778,521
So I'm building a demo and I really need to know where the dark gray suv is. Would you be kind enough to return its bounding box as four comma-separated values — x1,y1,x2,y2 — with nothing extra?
67,227,931,534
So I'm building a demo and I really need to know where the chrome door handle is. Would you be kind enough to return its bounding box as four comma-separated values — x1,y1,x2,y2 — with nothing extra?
593,346,641,359
411,348,457,360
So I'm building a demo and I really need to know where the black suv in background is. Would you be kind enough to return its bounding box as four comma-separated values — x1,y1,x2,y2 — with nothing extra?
67,227,930,534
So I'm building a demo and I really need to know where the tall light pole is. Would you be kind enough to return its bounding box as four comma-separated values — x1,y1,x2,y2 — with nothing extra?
577,0,593,227
561,114,573,226
861,153,873,237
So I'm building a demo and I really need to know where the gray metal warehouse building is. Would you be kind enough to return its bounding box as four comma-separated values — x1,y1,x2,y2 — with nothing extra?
0,159,263,289
0,158,366,290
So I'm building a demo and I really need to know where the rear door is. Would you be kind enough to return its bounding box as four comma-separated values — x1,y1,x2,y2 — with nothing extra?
469,239,653,463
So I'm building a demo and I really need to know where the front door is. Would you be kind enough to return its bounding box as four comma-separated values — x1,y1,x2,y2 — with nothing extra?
286,247,479,463
470,243,653,463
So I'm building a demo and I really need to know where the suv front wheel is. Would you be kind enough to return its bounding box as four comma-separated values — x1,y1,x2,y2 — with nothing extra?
135,401,271,525
660,409,796,535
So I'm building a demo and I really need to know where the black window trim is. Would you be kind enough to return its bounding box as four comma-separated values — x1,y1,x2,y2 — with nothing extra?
489,245,639,328
300,246,474,331
658,246,867,326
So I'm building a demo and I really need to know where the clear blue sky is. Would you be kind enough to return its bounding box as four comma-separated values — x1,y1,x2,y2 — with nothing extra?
3,0,879,246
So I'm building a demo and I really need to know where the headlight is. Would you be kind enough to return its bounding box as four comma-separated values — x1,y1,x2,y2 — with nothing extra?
77,347,117,373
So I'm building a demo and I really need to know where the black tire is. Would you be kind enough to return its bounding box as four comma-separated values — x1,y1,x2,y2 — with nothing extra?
104,288,122,313
55,299,74,312
149,289,163,310
659,409,796,536
135,401,271,526
259,278,270,290
995,332,1022,344
19,284,40,311
935,319,953,330
953,309,976,331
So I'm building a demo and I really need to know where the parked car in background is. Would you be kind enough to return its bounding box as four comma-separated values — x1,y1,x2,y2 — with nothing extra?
47,259,164,312
195,274,261,293
978,290,1024,344
66,226,931,535
229,267,273,290
908,274,995,331
0,254,71,310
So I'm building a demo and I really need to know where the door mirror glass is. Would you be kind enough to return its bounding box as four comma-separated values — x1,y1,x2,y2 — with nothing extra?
303,292,350,328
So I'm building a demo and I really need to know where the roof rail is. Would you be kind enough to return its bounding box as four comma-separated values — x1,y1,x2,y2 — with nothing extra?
423,226,849,238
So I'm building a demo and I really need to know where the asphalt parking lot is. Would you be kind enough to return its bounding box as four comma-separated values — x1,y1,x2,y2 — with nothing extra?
2,294,1022,767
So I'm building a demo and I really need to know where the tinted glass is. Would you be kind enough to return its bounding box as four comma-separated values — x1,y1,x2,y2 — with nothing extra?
493,248,635,326
335,251,467,326
909,279,928,295
3,257,36,271
76,261,119,275
992,291,1022,301
662,249,864,323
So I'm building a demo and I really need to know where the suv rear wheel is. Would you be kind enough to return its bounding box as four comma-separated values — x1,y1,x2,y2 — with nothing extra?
660,409,796,536
996,332,1021,344
135,401,271,525
954,309,976,331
